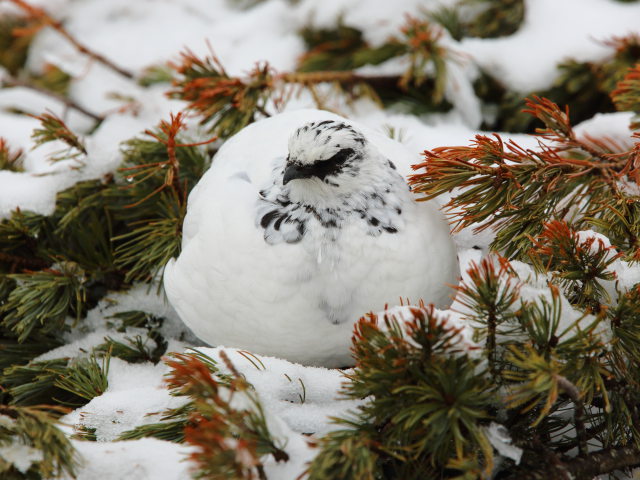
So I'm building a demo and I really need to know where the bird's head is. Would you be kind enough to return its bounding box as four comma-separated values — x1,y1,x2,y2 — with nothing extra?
283,120,368,195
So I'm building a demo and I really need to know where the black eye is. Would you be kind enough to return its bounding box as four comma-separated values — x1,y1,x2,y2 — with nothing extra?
297,147,356,182
326,148,355,166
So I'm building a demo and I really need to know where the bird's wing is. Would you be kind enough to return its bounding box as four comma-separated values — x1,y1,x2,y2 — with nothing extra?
163,167,317,344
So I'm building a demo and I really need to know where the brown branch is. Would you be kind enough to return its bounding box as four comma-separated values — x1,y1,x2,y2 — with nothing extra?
514,444,640,480
568,445,640,478
142,112,216,204
0,251,49,270
255,104,272,118
556,375,587,457
122,112,216,208
279,71,401,90
522,436,571,480
511,377,606,480
8,0,134,80
3,74,104,122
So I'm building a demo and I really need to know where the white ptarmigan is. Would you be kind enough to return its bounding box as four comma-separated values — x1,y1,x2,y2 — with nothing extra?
163,109,458,367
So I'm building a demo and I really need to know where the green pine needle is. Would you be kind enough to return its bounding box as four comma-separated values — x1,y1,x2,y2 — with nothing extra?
54,350,110,404
0,404,79,479
2,262,87,342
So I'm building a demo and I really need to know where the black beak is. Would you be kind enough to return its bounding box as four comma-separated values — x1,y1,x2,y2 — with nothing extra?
283,164,310,185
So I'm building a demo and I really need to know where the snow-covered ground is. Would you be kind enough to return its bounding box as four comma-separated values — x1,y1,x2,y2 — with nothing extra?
1,0,640,478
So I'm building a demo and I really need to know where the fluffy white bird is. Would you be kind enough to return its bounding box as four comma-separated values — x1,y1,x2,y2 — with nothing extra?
163,109,458,367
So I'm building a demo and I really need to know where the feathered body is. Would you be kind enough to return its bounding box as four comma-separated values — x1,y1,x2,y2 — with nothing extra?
164,110,458,367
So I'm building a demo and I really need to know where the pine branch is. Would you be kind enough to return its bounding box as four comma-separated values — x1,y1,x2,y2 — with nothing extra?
97,333,167,364
297,22,402,72
310,306,493,479
0,404,78,478
50,180,119,272
170,17,452,138
0,14,36,74
109,114,214,283
106,310,165,332
0,209,52,273
118,350,228,443
7,0,134,79
399,15,449,102
462,0,525,39
28,63,72,96
409,96,640,259
0,329,62,371
165,350,288,479
612,62,640,129
1,358,71,406
136,112,217,204
137,64,174,87
118,112,215,208
454,257,520,375
600,35,640,93
613,62,640,111
112,191,185,283
53,350,110,404
567,445,640,477
30,111,86,152
169,50,275,138
0,138,24,172
512,444,640,480
117,403,193,443
2,351,109,407
529,221,622,308
475,34,640,133
1,262,87,342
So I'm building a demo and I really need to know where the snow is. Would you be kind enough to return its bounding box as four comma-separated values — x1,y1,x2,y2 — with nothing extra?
458,0,640,92
0,442,44,474
193,348,358,436
62,358,186,442
1,0,639,477
64,438,193,480
0,415,44,474
485,422,523,465
55,346,345,479
574,111,638,150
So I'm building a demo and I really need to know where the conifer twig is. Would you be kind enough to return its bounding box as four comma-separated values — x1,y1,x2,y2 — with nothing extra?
409,96,640,260
7,0,134,79
30,111,87,155
515,444,640,479
2,73,104,122
0,137,24,171
555,375,587,457
122,112,216,207
567,445,640,478
0,251,49,270
279,70,401,89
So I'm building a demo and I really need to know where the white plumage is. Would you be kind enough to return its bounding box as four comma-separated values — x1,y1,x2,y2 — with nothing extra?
163,109,458,367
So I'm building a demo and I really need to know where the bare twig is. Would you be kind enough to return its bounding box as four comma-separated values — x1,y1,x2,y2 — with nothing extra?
0,251,49,270
516,444,640,479
3,74,104,122
121,112,216,208
567,445,640,478
140,112,217,205
8,0,134,79
280,70,401,90
556,375,587,457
